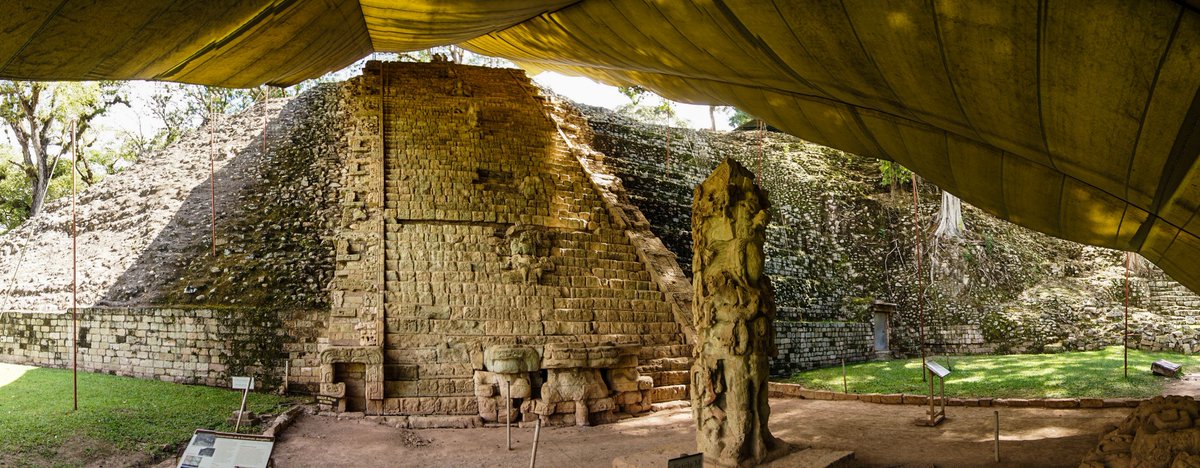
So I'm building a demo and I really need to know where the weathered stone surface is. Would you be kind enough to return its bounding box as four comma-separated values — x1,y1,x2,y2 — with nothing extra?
1082,396,1200,468
483,345,540,374
542,368,608,403
690,159,780,467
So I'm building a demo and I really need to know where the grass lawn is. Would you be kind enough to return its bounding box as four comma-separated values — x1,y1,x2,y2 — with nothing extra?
0,364,293,467
777,346,1197,399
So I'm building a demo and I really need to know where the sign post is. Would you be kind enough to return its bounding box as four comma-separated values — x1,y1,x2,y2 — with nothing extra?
917,361,949,427
231,376,255,433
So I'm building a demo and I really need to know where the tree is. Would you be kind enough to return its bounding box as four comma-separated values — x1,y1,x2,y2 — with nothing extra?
934,191,965,239
878,160,913,198
728,108,753,128
147,83,259,148
0,81,125,218
615,85,687,126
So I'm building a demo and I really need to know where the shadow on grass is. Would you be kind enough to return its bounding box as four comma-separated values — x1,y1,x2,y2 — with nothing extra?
779,346,1195,398
0,365,290,466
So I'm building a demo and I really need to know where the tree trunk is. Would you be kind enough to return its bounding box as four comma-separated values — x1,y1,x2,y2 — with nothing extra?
935,190,964,239
709,105,717,131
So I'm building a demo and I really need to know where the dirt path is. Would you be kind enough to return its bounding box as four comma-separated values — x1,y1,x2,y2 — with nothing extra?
1164,372,1200,397
270,399,1129,467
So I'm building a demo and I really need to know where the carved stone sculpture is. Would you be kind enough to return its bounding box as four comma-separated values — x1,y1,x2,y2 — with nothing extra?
690,158,780,467
1082,395,1200,467
504,224,553,283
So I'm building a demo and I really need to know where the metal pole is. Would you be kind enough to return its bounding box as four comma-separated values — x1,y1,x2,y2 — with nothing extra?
529,417,541,468
262,87,268,156
506,380,512,451
994,410,1000,462
756,119,764,184
664,107,672,175
208,94,216,257
70,121,78,411
914,176,926,381
1124,252,1130,379
841,358,847,393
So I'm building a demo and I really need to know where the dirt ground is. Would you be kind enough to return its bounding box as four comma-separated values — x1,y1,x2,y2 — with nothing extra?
270,399,1130,467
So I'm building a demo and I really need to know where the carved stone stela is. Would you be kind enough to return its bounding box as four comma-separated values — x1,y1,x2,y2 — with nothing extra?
690,159,781,467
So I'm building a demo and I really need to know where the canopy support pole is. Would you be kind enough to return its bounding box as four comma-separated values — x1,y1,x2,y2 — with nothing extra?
70,120,78,411
914,176,926,381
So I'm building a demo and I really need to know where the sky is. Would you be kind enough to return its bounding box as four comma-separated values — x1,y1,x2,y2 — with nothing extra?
3,58,735,162
83,68,732,149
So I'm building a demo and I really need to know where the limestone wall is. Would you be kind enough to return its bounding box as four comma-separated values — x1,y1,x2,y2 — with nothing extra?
0,308,323,390
927,324,993,355
772,321,873,376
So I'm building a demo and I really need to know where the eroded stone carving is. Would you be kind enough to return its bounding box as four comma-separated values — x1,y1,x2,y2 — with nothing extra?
691,158,780,467
504,225,554,283
318,346,384,412
1082,395,1200,468
514,343,651,426
483,345,540,373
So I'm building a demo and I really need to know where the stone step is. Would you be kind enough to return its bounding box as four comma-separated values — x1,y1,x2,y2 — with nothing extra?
648,384,688,403
644,370,690,386
639,354,693,371
643,350,691,364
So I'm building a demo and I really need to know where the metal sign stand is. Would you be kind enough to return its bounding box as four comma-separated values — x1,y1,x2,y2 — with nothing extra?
917,361,949,426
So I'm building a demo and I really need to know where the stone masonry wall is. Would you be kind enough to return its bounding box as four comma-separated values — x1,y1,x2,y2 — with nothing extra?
0,308,323,391
1147,278,1200,317
772,321,873,376
317,62,690,416
927,324,993,355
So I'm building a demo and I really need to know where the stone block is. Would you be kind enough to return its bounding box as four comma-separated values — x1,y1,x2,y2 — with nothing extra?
648,384,687,403
616,389,641,404
1043,398,1079,409
608,367,640,392
1080,398,1105,408
589,397,616,412
542,369,608,403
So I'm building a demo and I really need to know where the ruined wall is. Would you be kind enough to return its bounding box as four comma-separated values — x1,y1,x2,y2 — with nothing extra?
0,88,342,312
317,62,689,417
773,322,873,375
0,308,323,390
927,324,992,355
579,104,1200,365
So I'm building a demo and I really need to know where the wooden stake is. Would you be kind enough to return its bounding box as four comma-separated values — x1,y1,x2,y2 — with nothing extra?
529,417,541,468
841,358,847,393
994,410,1000,462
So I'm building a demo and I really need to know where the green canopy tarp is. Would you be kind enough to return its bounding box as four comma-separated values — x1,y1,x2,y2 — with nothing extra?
3,0,1199,292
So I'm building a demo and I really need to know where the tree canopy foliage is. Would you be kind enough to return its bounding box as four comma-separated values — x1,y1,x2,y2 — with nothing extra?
0,81,126,227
